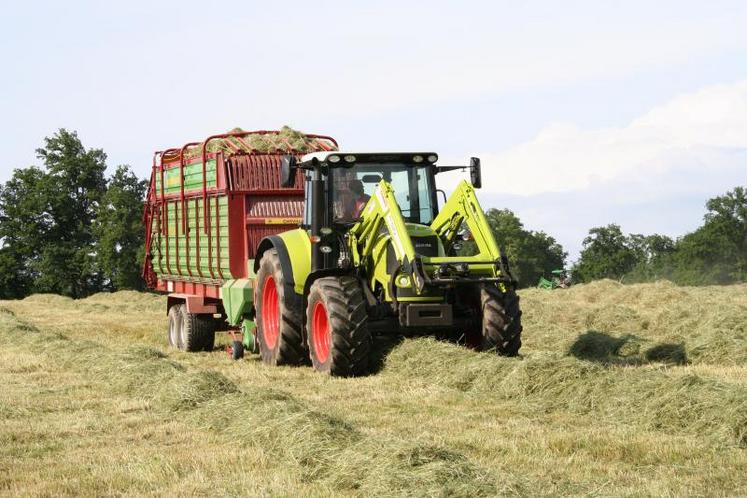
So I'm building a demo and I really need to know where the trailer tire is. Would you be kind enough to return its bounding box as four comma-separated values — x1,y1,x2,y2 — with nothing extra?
480,285,523,356
202,322,216,352
231,341,245,360
255,249,306,366
306,276,371,377
178,306,214,352
167,305,182,349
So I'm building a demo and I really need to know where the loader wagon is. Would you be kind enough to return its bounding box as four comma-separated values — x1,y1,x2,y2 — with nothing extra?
142,129,338,354
144,128,523,376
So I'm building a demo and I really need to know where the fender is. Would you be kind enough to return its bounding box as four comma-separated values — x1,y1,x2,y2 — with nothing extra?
254,228,312,295
254,236,295,290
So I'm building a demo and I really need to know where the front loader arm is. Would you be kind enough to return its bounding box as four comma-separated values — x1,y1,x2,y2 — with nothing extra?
430,180,502,262
350,180,417,264
349,180,429,292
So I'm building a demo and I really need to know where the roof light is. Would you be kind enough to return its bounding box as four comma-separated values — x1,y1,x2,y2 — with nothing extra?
412,155,424,163
343,155,356,163
427,155,438,163
320,227,333,235
328,155,341,163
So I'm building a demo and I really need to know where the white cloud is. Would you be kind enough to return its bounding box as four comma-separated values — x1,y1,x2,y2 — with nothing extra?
471,80,747,196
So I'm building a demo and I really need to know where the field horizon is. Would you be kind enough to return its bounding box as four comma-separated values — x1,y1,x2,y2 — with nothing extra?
1,280,745,496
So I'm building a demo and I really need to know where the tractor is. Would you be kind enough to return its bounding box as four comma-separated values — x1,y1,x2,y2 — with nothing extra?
252,152,523,375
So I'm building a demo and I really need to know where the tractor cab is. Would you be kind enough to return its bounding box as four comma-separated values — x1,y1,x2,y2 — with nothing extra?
281,152,484,273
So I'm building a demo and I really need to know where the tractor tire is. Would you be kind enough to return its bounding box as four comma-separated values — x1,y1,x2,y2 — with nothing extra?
178,305,214,352
480,285,523,356
255,249,306,366
306,276,371,377
167,304,182,349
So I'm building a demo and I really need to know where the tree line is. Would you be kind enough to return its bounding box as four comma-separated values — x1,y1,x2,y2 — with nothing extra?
571,186,747,285
0,130,744,299
0,130,146,298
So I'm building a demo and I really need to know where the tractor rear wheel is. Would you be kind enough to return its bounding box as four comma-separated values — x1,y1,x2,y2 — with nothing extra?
306,276,371,376
255,249,306,366
479,285,523,356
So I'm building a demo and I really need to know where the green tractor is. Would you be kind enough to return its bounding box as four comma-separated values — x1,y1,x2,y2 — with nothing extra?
537,269,571,290
251,152,522,376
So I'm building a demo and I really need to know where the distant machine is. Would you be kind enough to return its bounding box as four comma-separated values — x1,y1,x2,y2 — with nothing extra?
537,269,572,290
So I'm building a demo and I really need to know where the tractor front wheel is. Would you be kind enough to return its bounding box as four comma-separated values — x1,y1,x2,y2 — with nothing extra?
306,276,371,376
255,249,306,366
479,285,523,356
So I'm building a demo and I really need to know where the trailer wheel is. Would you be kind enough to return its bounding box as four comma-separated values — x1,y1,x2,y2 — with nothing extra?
480,285,523,356
306,276,371,377
202,320,216,352
167,305,182,349
231,341,245,360
255,249,306,366
178,306,214,352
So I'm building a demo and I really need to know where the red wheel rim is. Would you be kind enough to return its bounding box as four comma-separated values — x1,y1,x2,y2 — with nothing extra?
312,301,331,364
262,276,279,349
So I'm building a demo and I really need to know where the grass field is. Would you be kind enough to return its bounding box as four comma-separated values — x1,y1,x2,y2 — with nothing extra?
1,280,745,496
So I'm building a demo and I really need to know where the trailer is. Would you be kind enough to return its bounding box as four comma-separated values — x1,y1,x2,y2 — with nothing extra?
142,129,339,357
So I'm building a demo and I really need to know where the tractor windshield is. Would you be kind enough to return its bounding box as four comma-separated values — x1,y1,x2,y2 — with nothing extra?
332,164,435,224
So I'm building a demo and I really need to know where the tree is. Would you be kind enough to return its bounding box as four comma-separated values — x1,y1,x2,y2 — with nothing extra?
0,166,50,297
31,129,108,297
625,233,676,282
94,165,148,290
484,208,567,287
573,224,637,283
672,187,747,285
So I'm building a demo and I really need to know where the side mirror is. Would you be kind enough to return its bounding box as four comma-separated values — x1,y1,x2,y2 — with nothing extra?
280,155,297,188
469,157,482,189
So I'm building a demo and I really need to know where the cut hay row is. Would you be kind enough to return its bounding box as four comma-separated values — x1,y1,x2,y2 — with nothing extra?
1,280,746,496
0,311,496,496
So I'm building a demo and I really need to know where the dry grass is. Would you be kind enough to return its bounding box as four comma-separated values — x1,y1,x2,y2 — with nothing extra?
1,280,746,496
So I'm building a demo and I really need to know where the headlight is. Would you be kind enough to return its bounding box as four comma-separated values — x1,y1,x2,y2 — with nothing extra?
319,245,333,254
396,275,411,288
412,155,424,163
343,155,356,163
427,154,438,163
328,155,341,163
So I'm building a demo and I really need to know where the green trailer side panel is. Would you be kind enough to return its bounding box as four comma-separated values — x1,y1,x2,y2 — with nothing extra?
154,160,218,195
151,194,232,280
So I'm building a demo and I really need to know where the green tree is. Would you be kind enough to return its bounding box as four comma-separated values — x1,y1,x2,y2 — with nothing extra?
31,129,108,297
95,165,148,290
573,224,638,283
626,233,676,282
484,208,567,287
0,166,50,297
672,186,746,285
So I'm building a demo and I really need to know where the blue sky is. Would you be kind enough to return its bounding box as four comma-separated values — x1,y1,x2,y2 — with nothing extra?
1,1,746,259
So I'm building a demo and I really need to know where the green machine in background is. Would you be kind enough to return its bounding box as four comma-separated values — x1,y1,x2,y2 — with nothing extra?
537,269,572,290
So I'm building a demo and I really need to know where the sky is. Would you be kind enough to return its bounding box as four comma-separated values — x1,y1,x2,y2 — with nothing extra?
1,0,746,260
